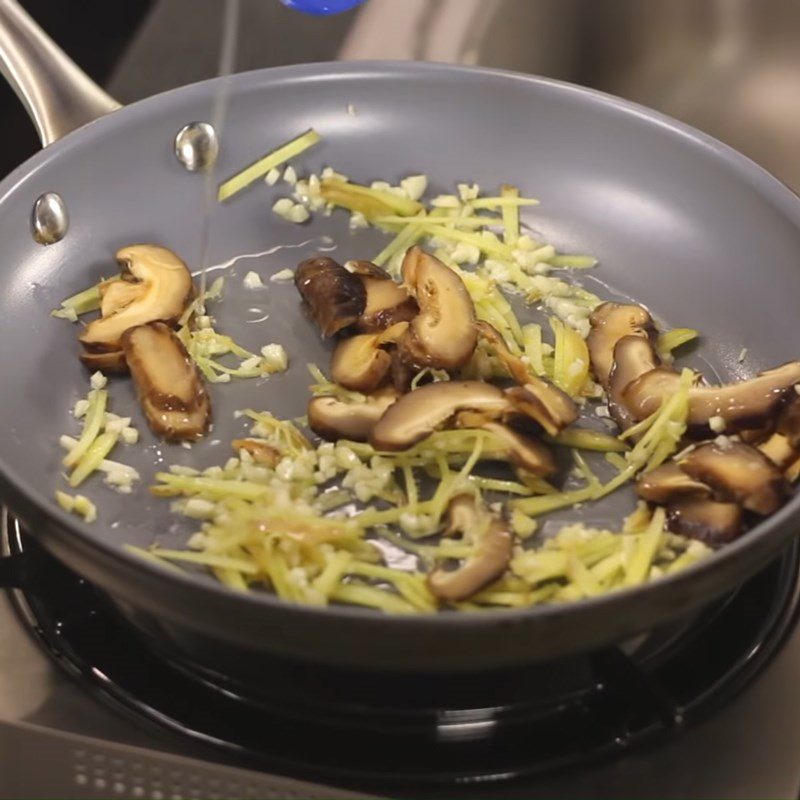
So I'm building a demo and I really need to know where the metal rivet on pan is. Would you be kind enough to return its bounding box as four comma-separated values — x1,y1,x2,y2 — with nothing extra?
31,191,69,245
174,122,219,172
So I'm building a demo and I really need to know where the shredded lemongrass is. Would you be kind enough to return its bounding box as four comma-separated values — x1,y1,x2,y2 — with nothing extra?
547,255,597,269
63,389,107,468
148,548,260,574
52,279,114,318
657,328,699,359
623,508,666,586
501,184,520,247
331,583,416,614
550,317,589,398
547,428,629,453
69,431,120,487
218,128,321,202
372,215,427,269
320,177,423,219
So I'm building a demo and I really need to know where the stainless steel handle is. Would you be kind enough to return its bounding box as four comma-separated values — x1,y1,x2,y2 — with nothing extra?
0,0,120,147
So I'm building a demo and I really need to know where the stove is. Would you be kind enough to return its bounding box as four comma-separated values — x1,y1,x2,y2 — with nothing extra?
4,506,800,799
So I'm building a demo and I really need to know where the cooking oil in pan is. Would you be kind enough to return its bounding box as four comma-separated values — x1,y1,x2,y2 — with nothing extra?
195,0,241,303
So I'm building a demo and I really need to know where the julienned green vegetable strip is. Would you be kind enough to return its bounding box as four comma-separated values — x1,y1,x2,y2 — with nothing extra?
347,562,435,612
69,430,120,487
149,548,259,574
469,196,539,209
547,255,597,269
546,428,629,453
321,177,423,218
657,328,699,359
312,551,353,597
512,485,597,516
373,216,427,268
331,583,416,614
501,184,520,246
422,224,513,259
52,281,106,317
152,473,271,501
218,128,321,202
63,389,107,468
601,368,693,495
623,507,666,586
123,545,184,573
522,323,546,376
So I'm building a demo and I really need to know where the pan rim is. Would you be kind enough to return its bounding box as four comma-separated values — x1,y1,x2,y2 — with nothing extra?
4,58,800,629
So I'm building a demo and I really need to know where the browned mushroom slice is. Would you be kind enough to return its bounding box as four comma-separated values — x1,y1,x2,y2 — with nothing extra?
505,376,579,436
586,302,655,388
679,441,788,515
121,322,211,441
294,256,366,338
607,335,660,430
666,498,743,546
636,462,711,504
475,321,530,385
80,245,194,354
777,394,800,448
330,322,409,393
307,388,398,442
99,277,145,317
232,439,281,467
758,432,798,470
79,349,128,373
427,494,513,602
624,362,800,433
480,421,556,476
397,247,477,370
388,349,414,394
345,260,419,332
369,381,512,451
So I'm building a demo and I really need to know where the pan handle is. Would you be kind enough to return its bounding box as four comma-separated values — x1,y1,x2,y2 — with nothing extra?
0,0,120,147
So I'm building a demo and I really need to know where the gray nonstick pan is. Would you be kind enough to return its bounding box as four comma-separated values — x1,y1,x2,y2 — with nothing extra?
1,0,800,674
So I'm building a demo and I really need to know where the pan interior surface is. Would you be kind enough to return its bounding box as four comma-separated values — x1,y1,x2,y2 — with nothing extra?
1,62,800,606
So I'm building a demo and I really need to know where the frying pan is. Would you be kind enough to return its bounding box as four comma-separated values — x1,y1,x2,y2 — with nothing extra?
1,0,799,674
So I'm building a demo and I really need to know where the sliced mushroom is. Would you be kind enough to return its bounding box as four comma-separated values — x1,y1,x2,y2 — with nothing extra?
666,498,743,546
294,256,366,338
587,302,655,388
345,260,419,332
505,376,579,436
479,421,556,476
636,462,711,504
79,349,128,373
758,432,798,470
369,380,512,451
99,277,146,318
475,321,530,385
79,245,194,353
330,321,409,393
232,439,281,467
427,494,513,602
624,362,800,433
388,349,414,394
308,388,397,442
777,394,800,448
397,247,477,370
607,335,660,430
121,322,211,441
679,441,788,515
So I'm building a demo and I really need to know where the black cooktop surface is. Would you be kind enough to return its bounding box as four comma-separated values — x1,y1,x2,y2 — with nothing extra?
5,515,800,798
